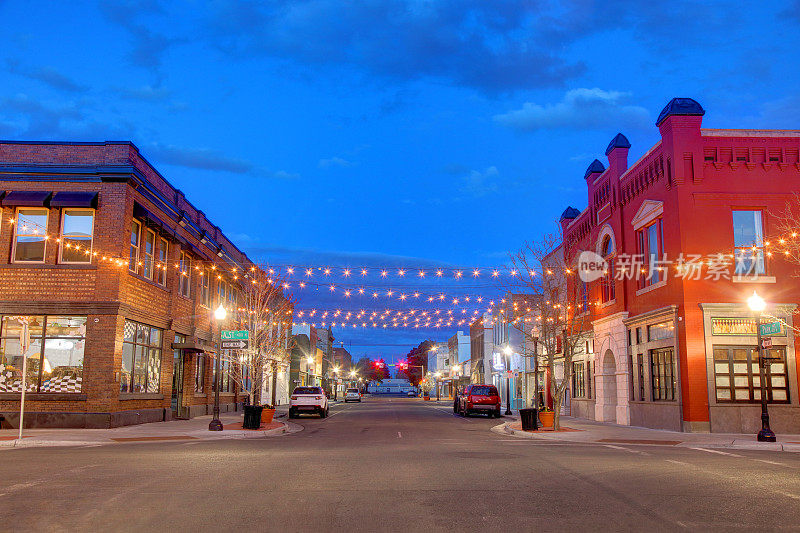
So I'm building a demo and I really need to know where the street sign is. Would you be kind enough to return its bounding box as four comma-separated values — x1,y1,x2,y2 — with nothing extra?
761,337,772,349
220,339,249,350
221,330,249,340
759,321,782,336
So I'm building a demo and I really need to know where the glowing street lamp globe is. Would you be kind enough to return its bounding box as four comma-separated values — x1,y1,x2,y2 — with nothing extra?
747,290,766,313
214,304,227,320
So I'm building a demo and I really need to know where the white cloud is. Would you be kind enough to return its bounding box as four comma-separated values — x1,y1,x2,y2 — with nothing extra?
493,88,650,132
460,166,500,197
318,156,354,169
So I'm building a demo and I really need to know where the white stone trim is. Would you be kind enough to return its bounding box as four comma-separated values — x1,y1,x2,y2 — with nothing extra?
631,199,664,230
636,279,666,296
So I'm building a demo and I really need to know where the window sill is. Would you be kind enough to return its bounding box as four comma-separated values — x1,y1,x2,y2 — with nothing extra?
119,393,164,400
731,275,776,284
0,393,87,401
599,299,616,309
636,279,666,296
193,393,207,398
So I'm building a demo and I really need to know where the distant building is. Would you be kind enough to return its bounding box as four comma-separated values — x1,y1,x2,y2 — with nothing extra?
368,378,415,394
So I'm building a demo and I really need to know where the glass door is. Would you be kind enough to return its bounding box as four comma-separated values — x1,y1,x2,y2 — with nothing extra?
171,348,186,418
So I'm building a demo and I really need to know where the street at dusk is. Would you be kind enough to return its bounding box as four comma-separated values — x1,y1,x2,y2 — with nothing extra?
4,396,800,531
2,1,800,532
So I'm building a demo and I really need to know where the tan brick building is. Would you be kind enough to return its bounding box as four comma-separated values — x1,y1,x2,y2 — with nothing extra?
0,140,288,428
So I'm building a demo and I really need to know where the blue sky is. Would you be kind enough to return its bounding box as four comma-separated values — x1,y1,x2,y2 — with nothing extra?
2,1,798,361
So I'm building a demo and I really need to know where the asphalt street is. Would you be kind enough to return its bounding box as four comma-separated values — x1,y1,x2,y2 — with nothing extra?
2,396,800,532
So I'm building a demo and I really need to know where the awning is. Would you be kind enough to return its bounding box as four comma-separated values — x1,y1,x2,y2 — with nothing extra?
172,340,207,353
1,190,52,207
133,202,167,230
50,191,99,208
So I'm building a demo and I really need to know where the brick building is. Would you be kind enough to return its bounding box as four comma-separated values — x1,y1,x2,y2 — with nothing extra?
0,141,291,428
559,98,800,433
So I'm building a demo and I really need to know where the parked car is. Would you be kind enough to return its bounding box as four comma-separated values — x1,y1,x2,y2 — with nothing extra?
345,388,362,402
289,386,329,418
407,390,416,397
455,384,501,418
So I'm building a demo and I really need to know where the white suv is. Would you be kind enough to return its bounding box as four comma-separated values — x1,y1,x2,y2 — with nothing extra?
344,388,362,402
289,386,329,418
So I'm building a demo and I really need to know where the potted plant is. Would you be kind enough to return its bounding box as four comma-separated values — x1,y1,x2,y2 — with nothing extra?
261,404,276,424
538,406,555,428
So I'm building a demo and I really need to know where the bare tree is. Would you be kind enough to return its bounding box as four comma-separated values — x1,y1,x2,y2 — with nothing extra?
220,266,296,407
504,232,594,430
773,193,800,272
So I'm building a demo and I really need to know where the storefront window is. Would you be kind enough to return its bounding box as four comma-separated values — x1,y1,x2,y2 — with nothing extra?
571,361,585,398
650,348,676,401
121,320,162,393
0,316,85,393
195,353,205,393
713,346,788,403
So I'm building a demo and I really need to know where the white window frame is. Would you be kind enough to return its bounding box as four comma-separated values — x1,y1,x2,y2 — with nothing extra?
179,251,190,298
142,228,156,280
155,237,168,286
129,220,141,273
59,208,95,264
13,207,49,264
200,268,210,308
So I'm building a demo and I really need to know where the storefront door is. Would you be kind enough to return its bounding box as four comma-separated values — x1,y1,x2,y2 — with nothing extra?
171,348,187,419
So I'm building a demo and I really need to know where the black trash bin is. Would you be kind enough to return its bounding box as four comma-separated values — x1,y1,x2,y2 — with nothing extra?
242,405,264,429
519,407,538,431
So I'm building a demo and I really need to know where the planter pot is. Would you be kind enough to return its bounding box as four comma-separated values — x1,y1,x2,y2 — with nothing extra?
423,396,430,401
261,408,275,424
538,410,554,429
242,405,264,429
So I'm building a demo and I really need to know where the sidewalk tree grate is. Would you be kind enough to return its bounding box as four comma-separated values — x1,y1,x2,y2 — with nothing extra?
111,435,199,442
597,439,682,446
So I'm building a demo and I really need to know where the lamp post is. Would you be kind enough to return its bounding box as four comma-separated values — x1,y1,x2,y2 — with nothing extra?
209,304,227,431
503,345,513,415
332,366,339,401
747,290,776,442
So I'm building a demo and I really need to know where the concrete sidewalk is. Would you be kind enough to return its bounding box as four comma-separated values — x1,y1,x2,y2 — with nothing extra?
494,414,800,452
0,410,301,449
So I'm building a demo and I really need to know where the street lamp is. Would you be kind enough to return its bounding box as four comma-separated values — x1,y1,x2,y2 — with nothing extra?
332,366,340,401
503,345,513,415
748,290,776,442
209,304,227,431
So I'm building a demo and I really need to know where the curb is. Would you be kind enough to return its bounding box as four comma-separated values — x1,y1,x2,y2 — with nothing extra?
496,422,800,452
0,421,298,449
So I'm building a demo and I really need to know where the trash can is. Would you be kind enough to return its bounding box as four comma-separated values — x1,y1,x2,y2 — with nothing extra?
242,405,264,429
519,407,538,431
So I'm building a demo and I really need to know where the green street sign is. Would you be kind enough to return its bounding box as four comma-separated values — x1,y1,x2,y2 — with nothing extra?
221,330,249,340
759,322,782,336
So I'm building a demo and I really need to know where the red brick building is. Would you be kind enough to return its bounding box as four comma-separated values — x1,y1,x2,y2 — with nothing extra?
561,98,800,433
0,141,289,428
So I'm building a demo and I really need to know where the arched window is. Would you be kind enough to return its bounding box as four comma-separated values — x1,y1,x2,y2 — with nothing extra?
601,235,615,302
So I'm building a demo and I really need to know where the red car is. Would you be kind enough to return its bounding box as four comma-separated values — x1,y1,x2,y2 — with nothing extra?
455,384,501,418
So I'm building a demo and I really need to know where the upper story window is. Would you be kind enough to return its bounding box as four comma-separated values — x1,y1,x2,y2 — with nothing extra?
733,210,765,276
142,228,156,280
217,279,227,307
129,220,141,273
600,235,615,302
200,268,210,307
178,251,191,298
637,219,664,288
155,237,168,286
60,209,94,264
14,208,48,263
